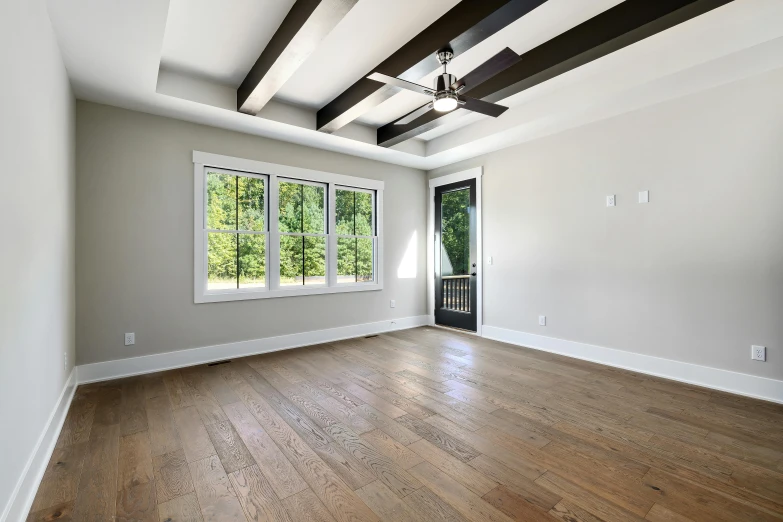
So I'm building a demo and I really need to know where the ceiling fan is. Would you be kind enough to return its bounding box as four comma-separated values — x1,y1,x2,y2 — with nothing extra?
367,47,519,125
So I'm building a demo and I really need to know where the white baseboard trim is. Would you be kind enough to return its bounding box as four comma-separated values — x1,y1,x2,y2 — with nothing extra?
482,325,783,405
77,315,431,384
2,368,77,522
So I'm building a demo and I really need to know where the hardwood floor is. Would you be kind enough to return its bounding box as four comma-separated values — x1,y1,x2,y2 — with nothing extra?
28,326,783,521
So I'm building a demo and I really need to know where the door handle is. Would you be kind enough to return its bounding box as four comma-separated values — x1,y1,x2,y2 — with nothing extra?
471,272,477,276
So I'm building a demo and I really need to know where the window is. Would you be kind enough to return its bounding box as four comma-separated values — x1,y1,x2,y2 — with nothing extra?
336,187,375,283
194,151,383,303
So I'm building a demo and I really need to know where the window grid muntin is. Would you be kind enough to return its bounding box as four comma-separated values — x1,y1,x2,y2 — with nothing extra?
335,186,376,284
204,168,269,292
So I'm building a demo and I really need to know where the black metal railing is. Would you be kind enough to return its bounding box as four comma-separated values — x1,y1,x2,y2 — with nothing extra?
442,275,471,312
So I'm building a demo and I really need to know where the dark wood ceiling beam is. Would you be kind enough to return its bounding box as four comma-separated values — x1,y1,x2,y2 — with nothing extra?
377,0,734,147
316,0,548,133
238,0,358,115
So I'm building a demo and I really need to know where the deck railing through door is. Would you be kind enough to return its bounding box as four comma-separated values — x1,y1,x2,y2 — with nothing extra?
442,275,471,312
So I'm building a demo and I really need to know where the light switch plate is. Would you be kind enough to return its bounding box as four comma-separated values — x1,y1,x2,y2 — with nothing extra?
639,190,650,203
606,195,616,207
538,315,546,326
390,300,396,308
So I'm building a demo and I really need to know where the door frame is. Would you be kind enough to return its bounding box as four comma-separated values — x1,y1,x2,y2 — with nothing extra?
428,167,483,335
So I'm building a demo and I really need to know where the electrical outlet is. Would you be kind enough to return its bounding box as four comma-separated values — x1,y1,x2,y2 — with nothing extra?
539,315,546,326
390,300,396,308
125,332,135,346
639,190,650,203
488,256,493,265
606,195,616,207
751,345,766,362
64,352,68,371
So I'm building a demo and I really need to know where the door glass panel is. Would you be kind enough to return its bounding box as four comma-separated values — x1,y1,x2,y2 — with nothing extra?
440,188,471,313
440,189,470,276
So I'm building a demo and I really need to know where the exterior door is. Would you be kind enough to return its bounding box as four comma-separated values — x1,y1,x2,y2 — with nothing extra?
434,179,477,331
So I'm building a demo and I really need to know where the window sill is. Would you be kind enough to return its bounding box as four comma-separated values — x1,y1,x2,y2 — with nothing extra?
195,282,383,303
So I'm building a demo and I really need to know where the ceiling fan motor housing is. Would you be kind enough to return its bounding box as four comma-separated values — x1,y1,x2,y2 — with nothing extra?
434,73,457,94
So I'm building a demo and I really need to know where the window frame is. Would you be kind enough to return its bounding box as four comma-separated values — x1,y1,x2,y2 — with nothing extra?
194,151,383,303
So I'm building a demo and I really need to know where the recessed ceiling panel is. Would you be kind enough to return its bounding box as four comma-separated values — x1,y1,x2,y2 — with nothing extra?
161,0,296,86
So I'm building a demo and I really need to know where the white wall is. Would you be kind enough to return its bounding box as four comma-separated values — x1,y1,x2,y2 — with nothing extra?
75,102,427,365
0,0,76,518
429,67,783,382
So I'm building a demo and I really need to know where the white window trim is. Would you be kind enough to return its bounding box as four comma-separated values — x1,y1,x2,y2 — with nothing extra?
194,151,384,303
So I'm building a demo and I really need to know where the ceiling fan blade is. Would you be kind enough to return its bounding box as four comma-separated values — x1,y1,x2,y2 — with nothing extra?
451,47,519,92
367,72,434,97
459,96,508,118
395,103,434,125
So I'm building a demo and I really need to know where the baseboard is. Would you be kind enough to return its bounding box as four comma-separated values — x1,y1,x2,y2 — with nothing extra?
77,315,431,384
482,325,783,405
1,368,77,522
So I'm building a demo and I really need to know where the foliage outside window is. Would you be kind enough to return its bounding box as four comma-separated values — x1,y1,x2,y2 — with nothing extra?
278,180,326,286
196,156,382,303
206,170,266,290
336,188,374,283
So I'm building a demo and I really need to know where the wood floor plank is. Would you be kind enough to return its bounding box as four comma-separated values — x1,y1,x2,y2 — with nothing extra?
164,371,195,409
229,465,293,522
189,454,247,521
157,492,203,522
360,429,424,470
152,449,195,504
181,369,229,425
29,443,88,512
71,424,121,521
146,395,183,457
482,485,558,522
55,393,97,448
281,489,337,522
534,471,644,522
468,454,560,510
408,461,515,522
356,404,421,446
401,486,470,522
549,500,603,522
323,423,421,498
120,379,149,436
118,431,153,491
408,438,496,496
143,375,169,400
26,500,74,522
357,480,422,522
116,479,158,522
173,406,216,462
222,401,308,500
645,503,696,522
397,415,479,462
205,420,254,474
312,441,377,490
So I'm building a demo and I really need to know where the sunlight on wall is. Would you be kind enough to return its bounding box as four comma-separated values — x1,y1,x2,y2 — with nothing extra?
397,231,417,279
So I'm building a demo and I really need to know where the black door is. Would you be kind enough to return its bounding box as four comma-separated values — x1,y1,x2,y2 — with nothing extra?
435,179,477,331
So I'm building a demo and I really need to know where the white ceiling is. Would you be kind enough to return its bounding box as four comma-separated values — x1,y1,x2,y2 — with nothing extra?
161,0,296,86
44,0,783,170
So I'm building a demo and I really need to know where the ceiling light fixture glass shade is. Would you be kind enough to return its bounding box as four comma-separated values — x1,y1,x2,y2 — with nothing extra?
433,93,458,112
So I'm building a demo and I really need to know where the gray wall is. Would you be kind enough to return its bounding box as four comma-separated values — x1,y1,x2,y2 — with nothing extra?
429,68,783,381
0,0,75,515
76,102,427,365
